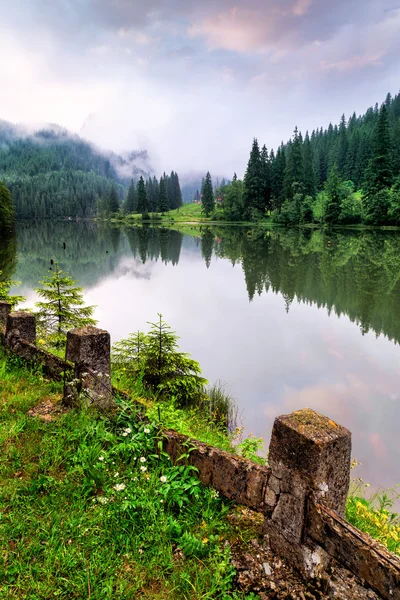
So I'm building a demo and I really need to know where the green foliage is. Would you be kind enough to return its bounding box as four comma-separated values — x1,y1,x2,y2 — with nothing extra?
363,188,391,225
0,181,15,230
123,179,136,214
201,172,215,216
324,163,342,225
347,481,400,556
235,433,267,466
35,262,97,347
0,351,255,599
243,139,264,218
0,269,25,308
158,175,169,214
112,315,207,407
218,179,244,221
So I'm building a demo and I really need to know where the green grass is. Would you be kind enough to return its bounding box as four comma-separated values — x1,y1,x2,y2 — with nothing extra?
346,479,400,556
0,350,259,599
1,350,399,600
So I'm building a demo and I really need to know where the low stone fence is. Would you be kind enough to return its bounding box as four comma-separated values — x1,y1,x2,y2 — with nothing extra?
1,302,399,599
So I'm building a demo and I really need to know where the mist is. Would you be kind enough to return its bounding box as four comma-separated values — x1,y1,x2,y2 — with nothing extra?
0,0,399,177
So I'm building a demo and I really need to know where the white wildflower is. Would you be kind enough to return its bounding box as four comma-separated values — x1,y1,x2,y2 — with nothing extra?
114,472,119,477
113,483,126,492
98,456,105,462
144,428,150,434
140,466,147,473
160,476,167,483
124,428,132,434
140,457,146,463
122,432,128,437
97,496,109,505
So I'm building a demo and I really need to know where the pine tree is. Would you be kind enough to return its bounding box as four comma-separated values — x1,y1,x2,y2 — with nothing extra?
0,182,15,230
123,179,136,214
324,164,342,225
284,127,304,200
201,172,215,216
35,262,97,347
261,144,272,212
136,176,149,214
108,185,120,214
271,145,286,211
158,176,169,213
243,139,264,217
303,132,317,197
337,114,348,174
364,103,393,197
0,270,25,308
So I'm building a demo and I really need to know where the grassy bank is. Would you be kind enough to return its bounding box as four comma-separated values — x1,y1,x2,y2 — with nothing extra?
0,350,260,600
0,352,399,600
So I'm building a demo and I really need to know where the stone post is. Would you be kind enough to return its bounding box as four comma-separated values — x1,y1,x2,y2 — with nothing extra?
263,408,351,578
64,326,113,410
0,301,12,328
5,311,36,345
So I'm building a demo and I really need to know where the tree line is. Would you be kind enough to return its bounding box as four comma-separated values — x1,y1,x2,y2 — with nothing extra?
201,90,400,226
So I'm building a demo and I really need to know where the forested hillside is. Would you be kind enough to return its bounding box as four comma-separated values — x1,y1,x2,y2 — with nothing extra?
0,122,146,219
212,91,400,226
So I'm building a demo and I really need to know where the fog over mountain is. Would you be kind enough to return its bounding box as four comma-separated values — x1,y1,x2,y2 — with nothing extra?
0,0,399,176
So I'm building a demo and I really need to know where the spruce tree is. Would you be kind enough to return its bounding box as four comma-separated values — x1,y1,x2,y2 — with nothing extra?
0,270,25,308
271,145,286,212
337,114,348,174
324,164,342,225
35,262,97,347
303,132,317,197
364,103,393,197
108,185,120,214
123,179,136,214
136,176,149,214
261,144,272,212
158,176,169,213
0,182,15,230
284,127,304,200
243,139,263,218
201,172,215,216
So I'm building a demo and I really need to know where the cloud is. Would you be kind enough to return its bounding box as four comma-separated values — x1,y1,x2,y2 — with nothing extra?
0,0,399,175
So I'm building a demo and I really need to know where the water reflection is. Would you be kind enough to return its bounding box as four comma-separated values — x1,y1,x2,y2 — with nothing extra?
3,221,400,492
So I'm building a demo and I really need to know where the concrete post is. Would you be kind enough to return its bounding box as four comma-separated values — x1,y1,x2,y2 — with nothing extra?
263,408,351,577
0,301,12,327
5,311,36,345
64,326,113,410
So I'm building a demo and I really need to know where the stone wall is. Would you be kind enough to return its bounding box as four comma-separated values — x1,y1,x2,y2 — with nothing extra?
1,301,399,599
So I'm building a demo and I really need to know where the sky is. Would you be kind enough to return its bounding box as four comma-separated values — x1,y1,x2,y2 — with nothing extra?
1,0,400,176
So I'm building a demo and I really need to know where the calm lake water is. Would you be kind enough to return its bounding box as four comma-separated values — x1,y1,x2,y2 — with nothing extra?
2,222,400,494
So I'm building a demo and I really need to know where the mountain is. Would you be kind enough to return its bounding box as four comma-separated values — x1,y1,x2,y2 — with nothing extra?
0,120,151,219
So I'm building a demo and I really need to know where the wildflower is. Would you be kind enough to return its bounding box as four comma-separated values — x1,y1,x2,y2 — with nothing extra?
122,432,128,437
144,428,150,434
160,499,164,503
138,548,143,554
113,483,126,492
98,456,105,462
98,496,109,504
38,338,45,345
114,472,119,477
140,457,146,463
211,490,219,499
140,466,147,473
160,476,167,483
124,428,132,434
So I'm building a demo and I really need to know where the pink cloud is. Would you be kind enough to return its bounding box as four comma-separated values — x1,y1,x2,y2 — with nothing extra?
293,0,312,17
320,53,384,72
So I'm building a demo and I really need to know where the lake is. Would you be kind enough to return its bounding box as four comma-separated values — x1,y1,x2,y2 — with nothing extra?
2,222,400,495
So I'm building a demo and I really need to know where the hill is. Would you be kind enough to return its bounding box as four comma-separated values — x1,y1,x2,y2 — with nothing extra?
0,121,150,219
